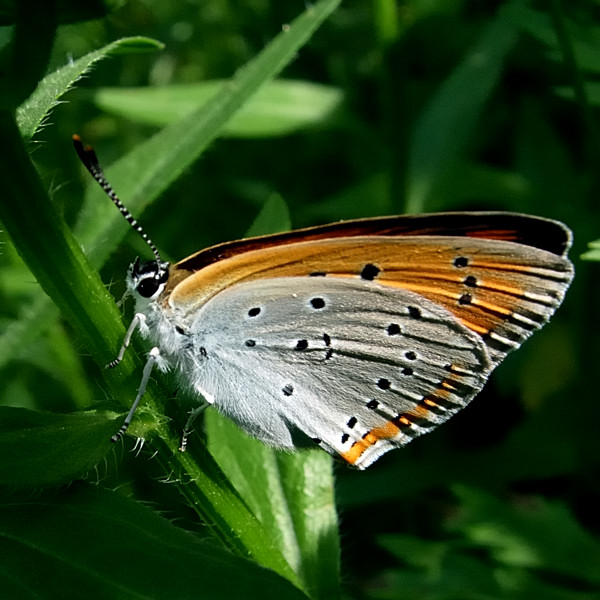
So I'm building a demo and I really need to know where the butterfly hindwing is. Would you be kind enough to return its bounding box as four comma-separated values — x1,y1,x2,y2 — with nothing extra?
178,276,493,468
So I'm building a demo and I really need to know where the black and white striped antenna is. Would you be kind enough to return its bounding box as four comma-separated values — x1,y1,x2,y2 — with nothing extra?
73,135,163,267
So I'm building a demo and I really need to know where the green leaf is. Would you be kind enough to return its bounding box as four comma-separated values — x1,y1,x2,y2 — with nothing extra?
0,483,309,600
581,238,600,261
0,406,122,486
17,36,163,141
205,412,339,600
93,80,344,138
7,320,94,410
245,193,292,237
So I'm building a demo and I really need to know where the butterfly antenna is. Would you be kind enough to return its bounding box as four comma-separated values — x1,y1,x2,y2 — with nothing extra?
72,135,163,265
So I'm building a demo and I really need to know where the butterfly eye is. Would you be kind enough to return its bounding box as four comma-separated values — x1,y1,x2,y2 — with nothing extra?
131,260,169,298
137,278,162,298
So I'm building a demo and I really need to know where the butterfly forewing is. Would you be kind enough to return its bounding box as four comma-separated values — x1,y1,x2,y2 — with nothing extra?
169,228,573,368
173,211,572,271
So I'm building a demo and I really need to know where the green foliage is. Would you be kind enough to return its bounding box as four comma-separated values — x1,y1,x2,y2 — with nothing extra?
92,80,344,137
0,483,308,600
0,406,121,485
0,1,598,599
17,36,164,141
372,486,600,599
582,239,600,260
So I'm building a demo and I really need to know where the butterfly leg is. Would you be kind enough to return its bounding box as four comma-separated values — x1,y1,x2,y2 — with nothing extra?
111,346,160,442
179,403,209,452
106,313,148,368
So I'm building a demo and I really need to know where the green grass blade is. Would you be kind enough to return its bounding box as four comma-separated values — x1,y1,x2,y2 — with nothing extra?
92,80,344,137
17,36,163,142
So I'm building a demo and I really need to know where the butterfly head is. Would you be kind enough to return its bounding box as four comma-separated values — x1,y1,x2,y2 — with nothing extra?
128,258,170,301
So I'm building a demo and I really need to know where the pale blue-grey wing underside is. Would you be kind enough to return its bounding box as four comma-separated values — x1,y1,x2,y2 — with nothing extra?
178,276,493,468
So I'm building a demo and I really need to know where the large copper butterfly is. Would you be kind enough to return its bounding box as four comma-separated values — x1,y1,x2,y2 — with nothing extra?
74,136,574,469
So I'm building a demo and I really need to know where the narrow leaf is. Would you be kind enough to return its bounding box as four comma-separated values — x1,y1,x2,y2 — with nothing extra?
16,36,163,141
581,239,600,261
93,80,344,137
245,193,292,238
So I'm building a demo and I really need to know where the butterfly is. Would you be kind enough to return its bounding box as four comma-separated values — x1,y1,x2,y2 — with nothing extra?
74,136,574,469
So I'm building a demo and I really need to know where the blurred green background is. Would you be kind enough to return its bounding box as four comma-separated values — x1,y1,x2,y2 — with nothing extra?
1,1,599,599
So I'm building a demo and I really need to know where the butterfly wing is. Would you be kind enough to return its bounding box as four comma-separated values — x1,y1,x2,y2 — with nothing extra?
181,276,493,469
160,213,573,468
